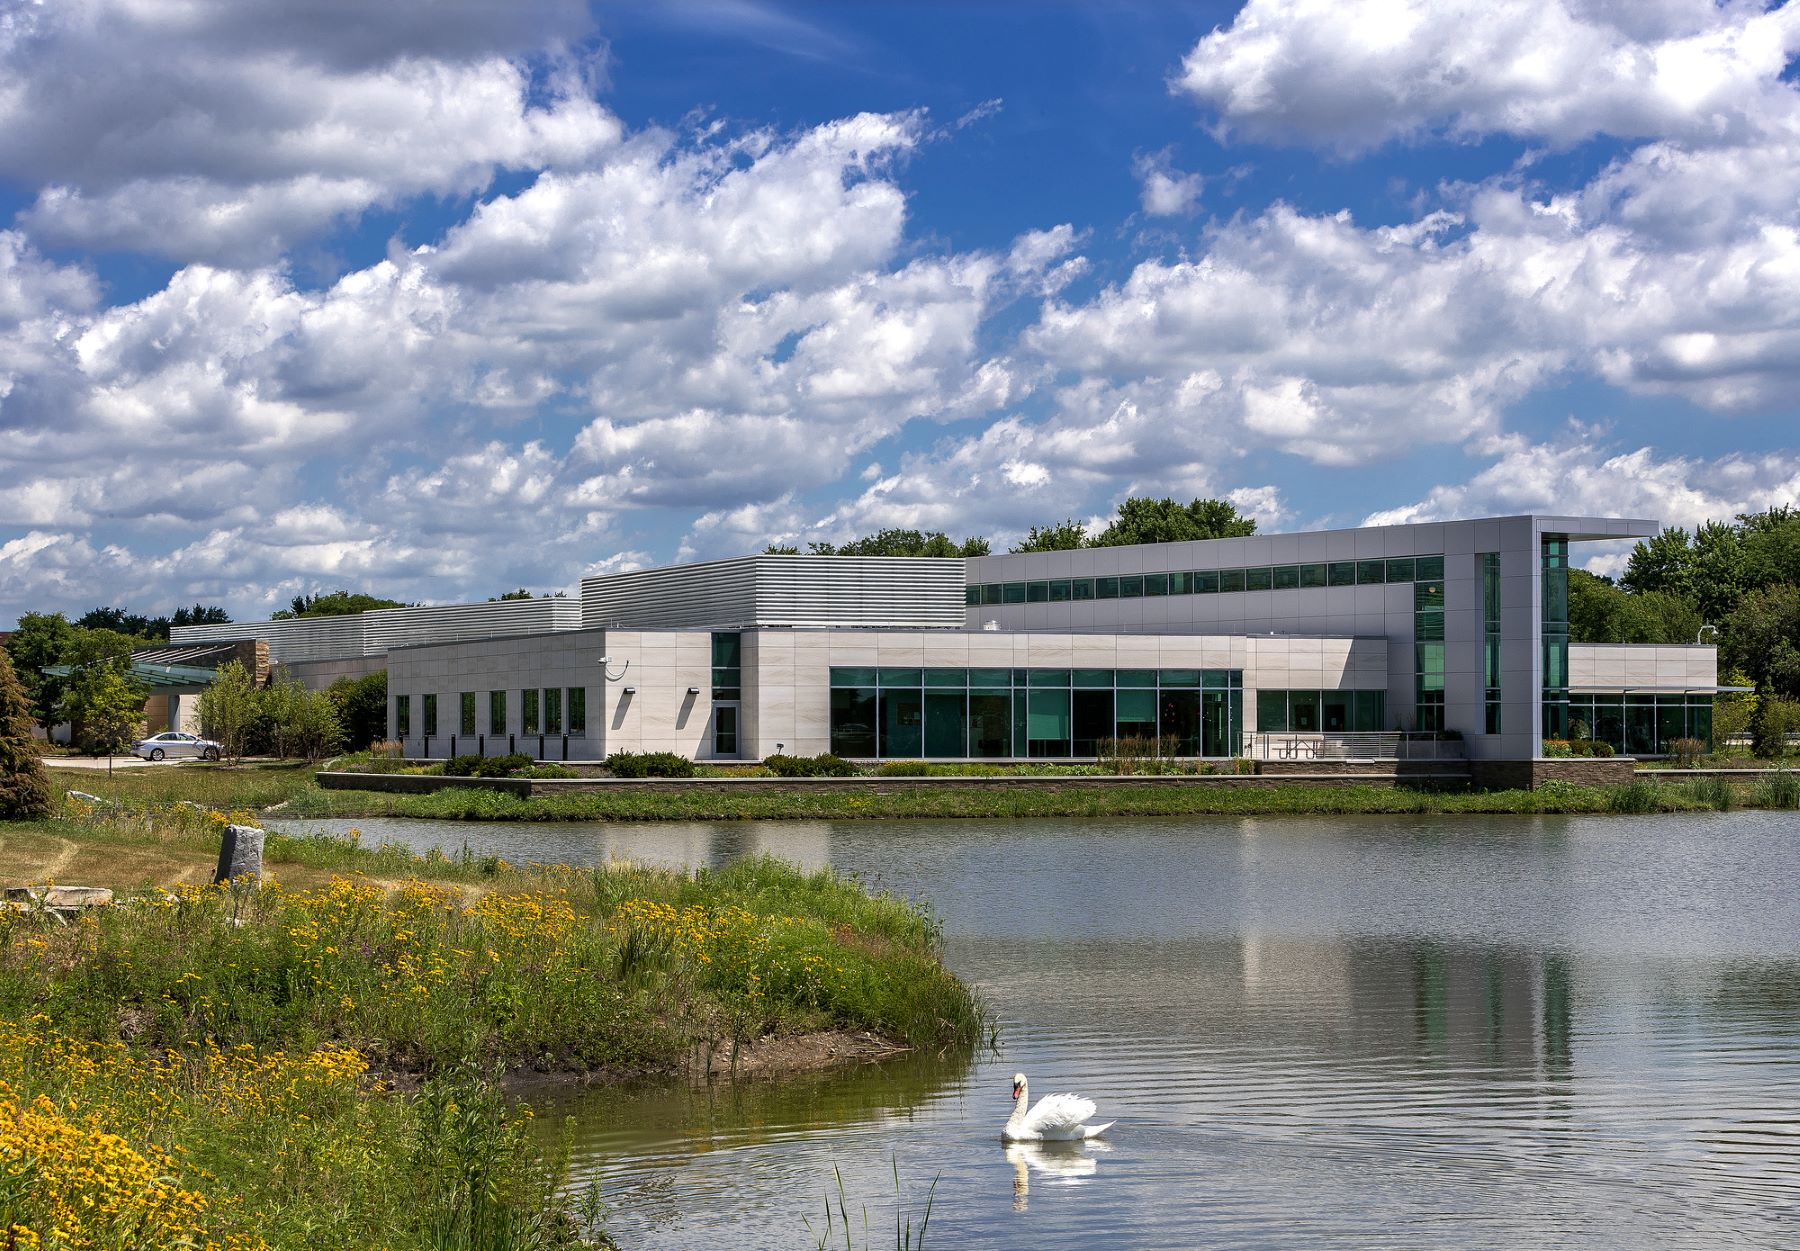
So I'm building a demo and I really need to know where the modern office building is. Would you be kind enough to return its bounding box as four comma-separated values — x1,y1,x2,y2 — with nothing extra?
170,514,1725,763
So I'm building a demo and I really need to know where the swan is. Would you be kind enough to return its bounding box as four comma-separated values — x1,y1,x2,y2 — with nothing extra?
1002,1072,1114,1142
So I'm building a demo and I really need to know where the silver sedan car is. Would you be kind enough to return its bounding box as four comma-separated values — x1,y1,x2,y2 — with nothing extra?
131,731,222,762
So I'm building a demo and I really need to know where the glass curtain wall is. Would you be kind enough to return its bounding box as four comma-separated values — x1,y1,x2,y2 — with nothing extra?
1481,553,1502,734
1415,568,1446,732
1541,537,1570,740
1253,690,1386,732
967,554,1446,607
1566,693,1713,755
828,667,1244,758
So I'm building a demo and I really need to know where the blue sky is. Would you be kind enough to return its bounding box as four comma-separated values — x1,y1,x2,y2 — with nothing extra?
2,0,1798,626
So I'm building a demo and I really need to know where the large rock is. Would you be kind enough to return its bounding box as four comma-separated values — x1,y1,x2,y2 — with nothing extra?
214,824,265,886
44,886,112,908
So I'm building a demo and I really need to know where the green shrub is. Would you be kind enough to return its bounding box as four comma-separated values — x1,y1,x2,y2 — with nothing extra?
604,750,695,778
441,752,534,779
1668,737,1705,767
1683,776,1735,810
1754,770,1800,809
1606,780,1661,813
1542,739,1573,758
519,763,576,779
1591,740,1616,757
763,752,859,777
877,761,932,777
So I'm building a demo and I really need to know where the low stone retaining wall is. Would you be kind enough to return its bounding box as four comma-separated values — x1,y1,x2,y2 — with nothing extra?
1467,758,1638,790
316,772,532,797
315,770,1471,797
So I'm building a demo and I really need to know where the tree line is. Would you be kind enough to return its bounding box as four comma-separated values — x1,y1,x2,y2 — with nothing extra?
1574,507,1800,754
764,496,1259,557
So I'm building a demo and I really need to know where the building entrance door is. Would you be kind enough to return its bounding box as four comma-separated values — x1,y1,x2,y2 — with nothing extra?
712,703,740,758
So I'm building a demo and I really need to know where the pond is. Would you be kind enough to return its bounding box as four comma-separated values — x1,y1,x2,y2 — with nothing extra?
269,812,1800,1250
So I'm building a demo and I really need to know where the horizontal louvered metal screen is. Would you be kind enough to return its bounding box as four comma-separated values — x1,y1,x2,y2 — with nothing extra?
170,616,365,664
172,598,583,662
361,598,582,652
582,556,965,629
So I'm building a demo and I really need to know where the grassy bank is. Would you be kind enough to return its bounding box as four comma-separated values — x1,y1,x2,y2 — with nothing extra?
282,774,1800,821
0,794,980,1250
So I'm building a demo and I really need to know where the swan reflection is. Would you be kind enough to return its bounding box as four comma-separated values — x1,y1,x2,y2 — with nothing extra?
1006,1140,1109,1211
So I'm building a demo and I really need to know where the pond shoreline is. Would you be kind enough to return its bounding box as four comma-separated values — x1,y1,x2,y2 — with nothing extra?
282,773,1800,821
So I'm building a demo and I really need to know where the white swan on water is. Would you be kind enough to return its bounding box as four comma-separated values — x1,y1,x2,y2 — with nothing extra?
1002,1072,1114,1142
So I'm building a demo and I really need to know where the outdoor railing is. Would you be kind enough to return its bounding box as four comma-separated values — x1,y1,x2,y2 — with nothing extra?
1239,732,1466,762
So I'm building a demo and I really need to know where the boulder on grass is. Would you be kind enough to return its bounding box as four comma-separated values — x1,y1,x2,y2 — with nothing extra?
214,824,265,886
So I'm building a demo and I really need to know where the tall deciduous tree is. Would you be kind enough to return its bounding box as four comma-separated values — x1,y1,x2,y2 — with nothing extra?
4,612,74,731
1088,497,1257,547
0,650,52,818
272,590,407,619
59,665,146,758
1721,584,1800,701
807,529,990,557
1011,519,1089,552
1568,570,1704,644
328,671,388,751
197,661,259,764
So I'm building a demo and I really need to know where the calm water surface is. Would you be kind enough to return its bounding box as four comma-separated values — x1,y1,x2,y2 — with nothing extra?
271,812,1800,1249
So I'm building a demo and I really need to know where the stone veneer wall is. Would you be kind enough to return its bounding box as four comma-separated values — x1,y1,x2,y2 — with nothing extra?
1467,758,1638,789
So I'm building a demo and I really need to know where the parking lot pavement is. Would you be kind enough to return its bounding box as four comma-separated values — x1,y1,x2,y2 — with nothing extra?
42,755,193,770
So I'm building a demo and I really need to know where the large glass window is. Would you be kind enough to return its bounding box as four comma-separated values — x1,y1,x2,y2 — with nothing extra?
1004,582,1027,604
1320,691,1351,733
830,686,877,756
1482,552,1502,735
1096,577,1119,599
567,687,586,734
1385,557,1416,582
1119,575,1143,598
1169,571,1192,595
395,694,410,738
1246,567,1273,591
1160,689,1201,755
1299,563,1327,588
1026,689,1070,756
1416,577,1448,732
1290,690,1320,731
1202,690,1232,756
1542,536,1570,741
1273,565,1299,590
1219,569,1245,593
1327,561,1357,587
422,693,438,736
1072,578,1095,601
1027,581,1049,603
1257,690,1289,731
1195,571,1220,594
459,692,476,736
522,689,539,735
712,632,742,700
880,688,924,757
924,691,967,757
1115,688,1157,739
544,688,562,735
969,690,1012,756
489,690,506,735
1072,689,1114,755
1357,560,1385,585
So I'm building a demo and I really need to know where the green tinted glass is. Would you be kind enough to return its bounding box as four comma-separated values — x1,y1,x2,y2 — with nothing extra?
830,667,877,686
1245,567,1272,591
1273,565,1299,590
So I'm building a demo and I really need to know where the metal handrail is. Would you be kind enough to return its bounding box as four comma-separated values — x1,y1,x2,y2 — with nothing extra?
1239,731,1466,762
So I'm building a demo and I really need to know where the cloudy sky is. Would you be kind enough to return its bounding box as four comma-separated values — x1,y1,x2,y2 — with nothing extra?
3,0,1799,625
